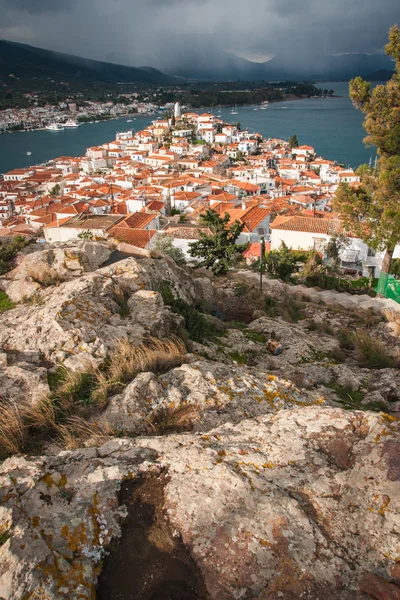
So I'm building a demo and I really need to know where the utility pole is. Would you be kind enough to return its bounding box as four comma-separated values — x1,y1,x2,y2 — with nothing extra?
260,236,265,292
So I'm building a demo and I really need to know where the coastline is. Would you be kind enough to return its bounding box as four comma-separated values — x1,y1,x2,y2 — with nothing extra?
0,95,343,136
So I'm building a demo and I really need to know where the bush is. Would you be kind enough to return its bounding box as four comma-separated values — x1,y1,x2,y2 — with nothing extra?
0,236,30,275
151,235,186,266
352,331,398,369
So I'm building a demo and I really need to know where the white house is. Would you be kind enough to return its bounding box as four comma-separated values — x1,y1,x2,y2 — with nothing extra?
269,215,394,278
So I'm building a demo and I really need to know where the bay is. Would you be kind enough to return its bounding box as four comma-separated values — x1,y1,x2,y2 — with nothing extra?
0,81,379,175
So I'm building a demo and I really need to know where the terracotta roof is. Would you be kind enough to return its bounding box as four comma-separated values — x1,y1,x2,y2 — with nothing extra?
121,212,157,229
270,216,343,234
109,228,156,248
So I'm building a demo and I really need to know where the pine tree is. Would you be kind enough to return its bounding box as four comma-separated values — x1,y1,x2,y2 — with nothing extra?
288,134,299,149
334,25,400,277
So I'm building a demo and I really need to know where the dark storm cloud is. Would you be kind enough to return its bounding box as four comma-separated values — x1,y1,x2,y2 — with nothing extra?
0,0,398,68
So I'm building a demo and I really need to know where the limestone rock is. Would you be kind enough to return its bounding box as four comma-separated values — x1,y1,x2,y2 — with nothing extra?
0,408,399,599
102,358,326,435
0,256,189,369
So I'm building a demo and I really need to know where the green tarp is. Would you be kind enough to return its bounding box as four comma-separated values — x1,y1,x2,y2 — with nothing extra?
375,273,400,302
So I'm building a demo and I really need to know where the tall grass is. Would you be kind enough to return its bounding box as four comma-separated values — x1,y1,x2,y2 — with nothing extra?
0,337,186,459
352,330,398,369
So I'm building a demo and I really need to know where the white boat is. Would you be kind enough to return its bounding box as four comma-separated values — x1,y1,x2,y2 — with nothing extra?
64,119,81,128
26,151,32,156
231,105,238,115
46,123,64,131
127,119,133,123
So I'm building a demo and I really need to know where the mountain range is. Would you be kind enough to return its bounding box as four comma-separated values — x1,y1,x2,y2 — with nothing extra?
164,49,395,81
0,40,171,85
0,39,395,86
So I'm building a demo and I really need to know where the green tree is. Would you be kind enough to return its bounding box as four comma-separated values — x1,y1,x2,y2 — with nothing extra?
188,209,247,275
324,234,349,271
264,242,296,280
152,234,186,266
288,134,299,149
334,25,400,277
50,184,61,196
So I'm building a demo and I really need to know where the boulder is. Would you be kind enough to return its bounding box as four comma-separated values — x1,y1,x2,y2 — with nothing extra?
0,408,399,599
102,358,325,435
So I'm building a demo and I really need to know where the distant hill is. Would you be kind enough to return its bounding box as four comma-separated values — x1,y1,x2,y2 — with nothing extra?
0,40,171,85
363,69,395,81
166,49,395,82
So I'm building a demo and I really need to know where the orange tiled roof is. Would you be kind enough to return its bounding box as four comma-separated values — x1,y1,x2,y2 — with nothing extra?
109,228,156,248
270,216,343,234
120,212,157,229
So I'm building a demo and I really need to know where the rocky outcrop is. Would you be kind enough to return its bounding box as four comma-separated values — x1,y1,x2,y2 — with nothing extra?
0,243,193,369
0,408,399,599
102,357,325,435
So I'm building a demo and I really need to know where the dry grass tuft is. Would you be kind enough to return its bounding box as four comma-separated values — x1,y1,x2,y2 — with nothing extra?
0,403,26,457
0,337,186,458
25,263,63,287
107,337,186,388
352,330,398,369
56,417,116,450
148,404,200,434
383,309,400,336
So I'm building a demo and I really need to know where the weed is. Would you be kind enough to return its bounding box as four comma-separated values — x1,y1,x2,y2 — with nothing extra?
234,283,249,297
307,319,334,335
352,331,398,369
229,351,248,364
337,328,355,350
0,337,186,459
243,330,267,344
106,337,186,388
0,290,14,312
159,281,214,343
327,383,365,410
148,404,199,434
22,292,44,306
112,285,130,319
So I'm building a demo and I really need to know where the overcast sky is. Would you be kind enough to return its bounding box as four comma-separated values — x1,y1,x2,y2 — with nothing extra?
0,0,398,68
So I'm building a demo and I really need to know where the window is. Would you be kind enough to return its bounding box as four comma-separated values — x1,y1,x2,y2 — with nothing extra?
257,227,266,236
367,247,375,257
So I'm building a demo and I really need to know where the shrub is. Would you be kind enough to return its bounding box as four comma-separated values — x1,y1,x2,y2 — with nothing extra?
352,330,398,369
0,236,30,275
151,235,186,267
159,281,214,342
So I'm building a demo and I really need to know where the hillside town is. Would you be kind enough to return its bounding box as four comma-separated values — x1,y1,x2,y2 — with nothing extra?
0,102,394,277
0,94,159,132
